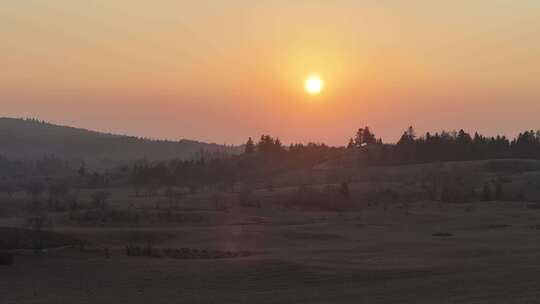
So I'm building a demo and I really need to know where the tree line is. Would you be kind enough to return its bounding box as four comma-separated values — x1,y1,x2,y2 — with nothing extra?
349,126,540,165
128,128,540,194
243,127,540,165
4,126,540,196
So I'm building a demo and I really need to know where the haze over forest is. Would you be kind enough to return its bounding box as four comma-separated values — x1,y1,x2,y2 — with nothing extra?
2,2,540,303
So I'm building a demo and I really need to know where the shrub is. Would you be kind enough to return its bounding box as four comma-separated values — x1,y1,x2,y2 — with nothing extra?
485,160,540,173
91,191,111,209
69,208,139,225
238,189,258,207
68,208,202,225
440,186,475,203
495,183,504,200
0,253,14,265
432,232,453,237
126,246,253,259
527,203,540,210
283,186,351,212
482,183,492,201
213,193,232,212
0,183,17,197
488,224,511,229
512,193,527,202
340,182,350,198
22,181,45,203
0,227,77,250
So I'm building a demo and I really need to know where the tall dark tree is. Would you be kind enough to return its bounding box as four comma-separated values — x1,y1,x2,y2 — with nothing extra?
395,126,417,163
354,126,377,147
354,128,364,147
245,137,255,154
362,127,376,145
347,138,355,149
257,135,283,154
456,129,472,145
78,162,86,177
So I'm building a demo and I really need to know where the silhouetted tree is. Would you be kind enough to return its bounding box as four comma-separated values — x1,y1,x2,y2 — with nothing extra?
495,183,504,200
91,191,111,210
244,137,255,154
482,183,492,201
0,183,17,198
257,135,283,154
362,127,376,145
354,128,364,147
23,181,45,204
395,126,417,163
346,138,354,149
340,182,350,198
47,180,71,210
78,163,86,177
353,126,378,147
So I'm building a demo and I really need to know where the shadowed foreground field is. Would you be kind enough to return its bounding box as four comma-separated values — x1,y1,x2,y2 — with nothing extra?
3,198,540,303
3,160,540,303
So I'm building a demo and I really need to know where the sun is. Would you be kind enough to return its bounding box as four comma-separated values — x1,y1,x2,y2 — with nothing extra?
305,74,324,95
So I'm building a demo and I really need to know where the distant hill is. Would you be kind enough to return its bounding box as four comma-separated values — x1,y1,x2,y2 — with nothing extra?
0,117,240,161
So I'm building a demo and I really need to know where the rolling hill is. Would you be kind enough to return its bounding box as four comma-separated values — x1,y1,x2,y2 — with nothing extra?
0,117,240,161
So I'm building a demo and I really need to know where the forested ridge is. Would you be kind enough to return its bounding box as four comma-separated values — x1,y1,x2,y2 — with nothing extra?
0,117,239,161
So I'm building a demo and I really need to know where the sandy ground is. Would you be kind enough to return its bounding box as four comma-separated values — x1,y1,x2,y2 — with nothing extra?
3,199,540,303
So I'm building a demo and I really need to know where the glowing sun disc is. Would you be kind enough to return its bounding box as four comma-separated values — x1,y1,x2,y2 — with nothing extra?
305,75,323,95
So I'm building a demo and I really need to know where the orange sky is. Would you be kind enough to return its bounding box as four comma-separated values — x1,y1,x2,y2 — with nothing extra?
1,1,540,145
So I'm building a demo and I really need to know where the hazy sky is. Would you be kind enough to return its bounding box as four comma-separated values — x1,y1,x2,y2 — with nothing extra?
2,1,539,145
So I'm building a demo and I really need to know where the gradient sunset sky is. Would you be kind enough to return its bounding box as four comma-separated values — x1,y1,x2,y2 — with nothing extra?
2,1,539,145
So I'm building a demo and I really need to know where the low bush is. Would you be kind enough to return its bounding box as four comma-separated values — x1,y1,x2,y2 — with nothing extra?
485,160,540,173
440,186,475,203
527,203,540,210
283,186,352,212
432,232,453,237
0,227,77,250
0,253,14,265
126,245,254,259
488,224,511,229
68,208,204,225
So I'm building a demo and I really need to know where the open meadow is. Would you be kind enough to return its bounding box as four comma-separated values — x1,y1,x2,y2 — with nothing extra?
3,159,540,303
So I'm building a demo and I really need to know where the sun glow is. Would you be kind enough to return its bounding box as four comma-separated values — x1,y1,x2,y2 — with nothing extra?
305,75,324,95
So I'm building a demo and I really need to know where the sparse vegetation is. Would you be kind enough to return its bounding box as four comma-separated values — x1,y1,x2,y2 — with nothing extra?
125,245,254,259
0,253,14,265
432,232,453,237
0,227,77,250
90,190,111,210
3,121,540,302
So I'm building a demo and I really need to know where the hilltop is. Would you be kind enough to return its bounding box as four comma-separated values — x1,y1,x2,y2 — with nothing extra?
0,117,239,162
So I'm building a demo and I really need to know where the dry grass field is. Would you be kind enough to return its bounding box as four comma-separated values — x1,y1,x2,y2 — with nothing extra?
3,160,540,303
